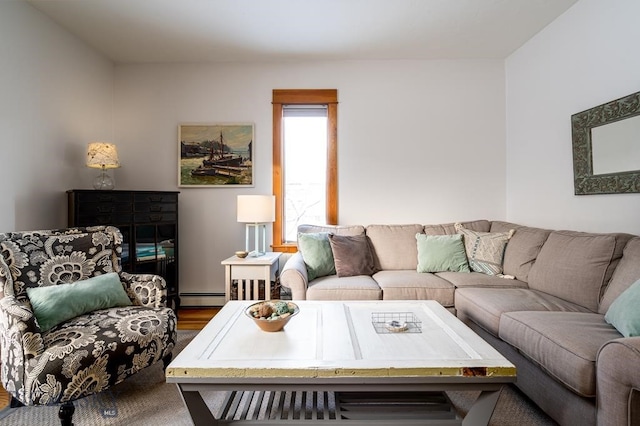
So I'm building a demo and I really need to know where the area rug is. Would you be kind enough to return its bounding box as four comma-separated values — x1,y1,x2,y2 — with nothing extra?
0,330,556,425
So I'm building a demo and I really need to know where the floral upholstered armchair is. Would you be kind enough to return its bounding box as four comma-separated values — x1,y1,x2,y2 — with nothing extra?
0,226,177,425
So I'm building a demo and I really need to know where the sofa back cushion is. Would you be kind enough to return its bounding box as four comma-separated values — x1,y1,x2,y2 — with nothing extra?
423,220,490,236
599,237,640,314
0,226,123,301
527,230,631,312
366,224,423,270
490,221,551,282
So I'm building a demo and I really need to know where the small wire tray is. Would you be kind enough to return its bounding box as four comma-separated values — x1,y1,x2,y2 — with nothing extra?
371,312,422,334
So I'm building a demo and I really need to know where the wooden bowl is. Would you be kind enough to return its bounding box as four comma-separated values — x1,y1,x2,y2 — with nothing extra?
245,300,299,332
235,250,249,258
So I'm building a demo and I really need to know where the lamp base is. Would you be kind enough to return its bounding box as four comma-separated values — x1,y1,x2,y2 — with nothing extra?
93,170,114,190
245,223,267,257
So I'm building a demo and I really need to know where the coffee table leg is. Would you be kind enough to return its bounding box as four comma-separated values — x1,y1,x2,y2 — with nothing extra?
461,389,501,426
178,386,218,425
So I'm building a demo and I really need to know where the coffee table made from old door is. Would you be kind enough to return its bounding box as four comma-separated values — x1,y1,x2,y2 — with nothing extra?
166,300,516,425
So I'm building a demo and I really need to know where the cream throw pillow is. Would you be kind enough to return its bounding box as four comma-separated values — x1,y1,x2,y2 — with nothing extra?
455,223,514,275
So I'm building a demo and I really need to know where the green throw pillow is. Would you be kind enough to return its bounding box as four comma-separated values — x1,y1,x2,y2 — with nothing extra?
605,279,640,337
26,272,132,332
297,232,336,281
416,234,470,273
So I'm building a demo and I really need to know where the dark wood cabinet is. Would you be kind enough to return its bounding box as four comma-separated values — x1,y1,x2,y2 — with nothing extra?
67,190,180,311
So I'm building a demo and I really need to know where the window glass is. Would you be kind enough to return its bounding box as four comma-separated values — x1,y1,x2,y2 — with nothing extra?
283,109,327,242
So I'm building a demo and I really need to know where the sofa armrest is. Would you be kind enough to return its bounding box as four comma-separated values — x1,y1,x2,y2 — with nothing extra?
0,295,41,399
280,252,308,300
597,337,640,426
120,272,167,308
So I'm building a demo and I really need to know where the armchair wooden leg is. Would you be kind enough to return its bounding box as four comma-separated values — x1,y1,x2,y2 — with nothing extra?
10,396,24,408
58,401,75,426
163,353,173,371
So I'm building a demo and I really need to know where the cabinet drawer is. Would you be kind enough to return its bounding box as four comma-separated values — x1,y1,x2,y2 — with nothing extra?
134,212,177,223
77,192,132,203
134,193,178,204
76,213,133,226
79,202,132,215
134,202,177,213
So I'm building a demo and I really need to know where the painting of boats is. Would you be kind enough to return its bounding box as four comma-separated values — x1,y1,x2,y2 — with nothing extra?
179,123,254,187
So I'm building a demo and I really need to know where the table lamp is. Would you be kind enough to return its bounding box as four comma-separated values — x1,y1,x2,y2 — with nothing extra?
237,195,275,257
86,142,120,190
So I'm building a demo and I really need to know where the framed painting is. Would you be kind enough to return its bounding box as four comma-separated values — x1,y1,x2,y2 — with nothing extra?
178,123,254,187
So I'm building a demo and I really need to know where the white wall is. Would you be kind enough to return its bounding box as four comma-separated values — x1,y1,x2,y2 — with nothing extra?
0,1,114,231
114,60,506,301
506,0,640,234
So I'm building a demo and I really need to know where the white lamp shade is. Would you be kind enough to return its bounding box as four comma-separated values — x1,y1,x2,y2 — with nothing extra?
237,195,275,223
86,142,120,169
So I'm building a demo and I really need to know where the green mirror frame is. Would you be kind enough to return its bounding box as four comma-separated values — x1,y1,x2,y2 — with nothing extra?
572,90,640,195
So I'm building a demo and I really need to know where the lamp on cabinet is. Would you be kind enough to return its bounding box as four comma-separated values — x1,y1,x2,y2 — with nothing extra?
86,142,120,190
237,195,275,257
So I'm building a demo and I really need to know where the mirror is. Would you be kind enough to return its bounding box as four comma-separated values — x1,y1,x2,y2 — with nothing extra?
572,90,640,194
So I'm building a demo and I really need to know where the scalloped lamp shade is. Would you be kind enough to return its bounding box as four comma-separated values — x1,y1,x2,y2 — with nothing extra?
86,142,120,190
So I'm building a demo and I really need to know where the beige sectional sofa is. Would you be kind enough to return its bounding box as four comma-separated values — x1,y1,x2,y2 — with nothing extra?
280,220,640,426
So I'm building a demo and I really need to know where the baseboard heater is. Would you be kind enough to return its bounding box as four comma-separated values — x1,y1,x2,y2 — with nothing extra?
179,292,225,307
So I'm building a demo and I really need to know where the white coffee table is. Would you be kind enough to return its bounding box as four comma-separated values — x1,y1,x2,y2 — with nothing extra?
166,300,516,425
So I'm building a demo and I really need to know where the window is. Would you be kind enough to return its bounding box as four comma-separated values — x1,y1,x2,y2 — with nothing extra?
272,89,338,252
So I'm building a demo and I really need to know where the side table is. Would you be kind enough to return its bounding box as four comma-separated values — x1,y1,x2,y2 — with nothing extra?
221,252,282,302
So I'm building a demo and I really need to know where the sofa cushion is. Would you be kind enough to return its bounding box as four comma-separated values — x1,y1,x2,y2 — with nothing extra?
306,275,381,300
423,220,491,236
366,224,423,270
373,270,455,306
455,287,591,336
599,237,640,314
328,233,377,277
29,305,176,404
490,221,551,282
499,311,622,397
455,223,514,275
605,279,640,337
416,234,470,273
527,231,631,312
26,272,132,332
297,232,335,281
436,271,528,289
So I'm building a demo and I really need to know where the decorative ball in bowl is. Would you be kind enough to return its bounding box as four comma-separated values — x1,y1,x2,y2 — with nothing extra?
245,300,299,332
235,250,249,258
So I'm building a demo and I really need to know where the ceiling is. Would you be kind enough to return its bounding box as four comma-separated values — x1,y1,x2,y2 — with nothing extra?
26,0,579,64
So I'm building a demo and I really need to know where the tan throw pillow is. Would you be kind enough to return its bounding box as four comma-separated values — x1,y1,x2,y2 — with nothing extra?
328,233,377,277
455,223,514,275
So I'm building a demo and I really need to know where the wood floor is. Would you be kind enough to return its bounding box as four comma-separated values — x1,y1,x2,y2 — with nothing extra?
177,307,220,330
0,307,220,412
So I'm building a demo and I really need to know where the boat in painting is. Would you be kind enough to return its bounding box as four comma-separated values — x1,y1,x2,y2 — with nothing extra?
202,131,243,167
191,164,246,177
190,131,251,179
